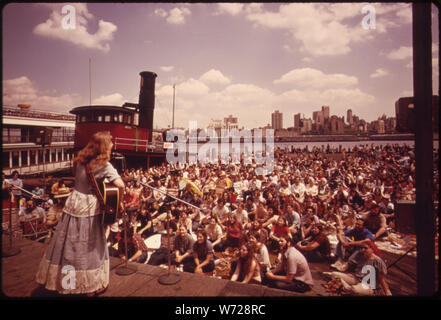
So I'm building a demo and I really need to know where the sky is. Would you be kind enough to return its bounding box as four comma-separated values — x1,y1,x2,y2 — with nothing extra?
2,2,439,129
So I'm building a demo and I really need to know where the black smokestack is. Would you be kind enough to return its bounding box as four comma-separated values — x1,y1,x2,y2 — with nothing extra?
138,71,157,135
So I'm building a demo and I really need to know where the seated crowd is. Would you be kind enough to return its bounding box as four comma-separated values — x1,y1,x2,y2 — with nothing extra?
2,174,69,238
3,144,437,296
102,143,437,296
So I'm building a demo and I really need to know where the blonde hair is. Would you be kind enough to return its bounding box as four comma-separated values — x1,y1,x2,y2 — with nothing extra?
74,131,113,169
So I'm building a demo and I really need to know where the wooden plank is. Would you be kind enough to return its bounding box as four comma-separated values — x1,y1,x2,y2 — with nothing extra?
218,281,267,297
2,237,47,297
134,270,228,297
2,236,428,297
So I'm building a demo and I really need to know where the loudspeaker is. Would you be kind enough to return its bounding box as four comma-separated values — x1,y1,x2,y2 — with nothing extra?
34,127,53,146
395,200,416,234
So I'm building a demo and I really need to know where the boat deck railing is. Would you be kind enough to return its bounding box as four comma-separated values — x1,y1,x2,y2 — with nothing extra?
114,137,159,152
3,106,76,121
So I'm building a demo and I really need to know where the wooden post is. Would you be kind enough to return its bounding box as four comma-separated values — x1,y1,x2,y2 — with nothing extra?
412,3,435,296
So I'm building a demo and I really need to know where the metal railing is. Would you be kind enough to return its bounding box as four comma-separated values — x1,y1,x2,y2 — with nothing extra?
114,137,157,152
3,106,75,121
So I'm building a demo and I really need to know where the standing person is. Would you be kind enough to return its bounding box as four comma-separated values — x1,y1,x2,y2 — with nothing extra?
265,235,314,293
6,170,23,207
35,131,125,296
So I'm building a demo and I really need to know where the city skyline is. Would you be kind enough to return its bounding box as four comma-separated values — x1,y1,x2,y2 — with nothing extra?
2,3,439,129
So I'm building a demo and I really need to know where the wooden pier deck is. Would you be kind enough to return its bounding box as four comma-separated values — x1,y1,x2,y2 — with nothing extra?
1,235,430,298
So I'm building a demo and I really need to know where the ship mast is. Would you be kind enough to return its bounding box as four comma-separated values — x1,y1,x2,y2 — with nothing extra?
89,58,92,105
172,84,175,129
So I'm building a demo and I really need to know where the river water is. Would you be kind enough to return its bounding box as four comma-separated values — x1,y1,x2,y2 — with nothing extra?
189,140,438,156
275,140,439,151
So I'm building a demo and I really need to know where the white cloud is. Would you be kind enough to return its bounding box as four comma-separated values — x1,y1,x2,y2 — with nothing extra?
155,7,191,25
245,3,264,14
370,68,389,78
273,67,375,122
160,66,175,72
154,8,167,18
245,3,369,56
301,57,312,63
33,3,117,53
274,68,358,89
386,46,412,60
240,3,410,57
215,3,244,16
199,69,231,86
168,7,191,24
92,93,125,105
3,76,81,112
153,66,376,129
176,79,210,98
394,5,412,24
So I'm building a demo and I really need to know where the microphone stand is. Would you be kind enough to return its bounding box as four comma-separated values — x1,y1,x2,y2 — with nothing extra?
138,182,193,285
158,204,181,285
115,208,137,276
2,189,21,257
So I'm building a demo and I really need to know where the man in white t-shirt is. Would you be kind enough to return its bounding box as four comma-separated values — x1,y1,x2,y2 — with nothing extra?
232,201,249,226
205,217,224,251
212,199,230,225
291,176,306,203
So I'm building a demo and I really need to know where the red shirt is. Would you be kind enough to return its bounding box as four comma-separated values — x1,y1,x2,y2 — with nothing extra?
227,221,242,239
125,190,139,208
271,224,290,238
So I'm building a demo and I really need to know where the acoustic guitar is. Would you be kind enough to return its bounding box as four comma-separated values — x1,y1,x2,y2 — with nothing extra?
85,163,123,225
99,182,122,225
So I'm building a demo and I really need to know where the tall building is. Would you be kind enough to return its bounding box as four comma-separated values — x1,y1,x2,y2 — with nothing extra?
224,114,238,130
347,109,353,125
330,115,345,134
301,118,312,133
271,110,283,130
313,111,324,125
377,119,385,134
294,113,304,128
322,106,330,119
